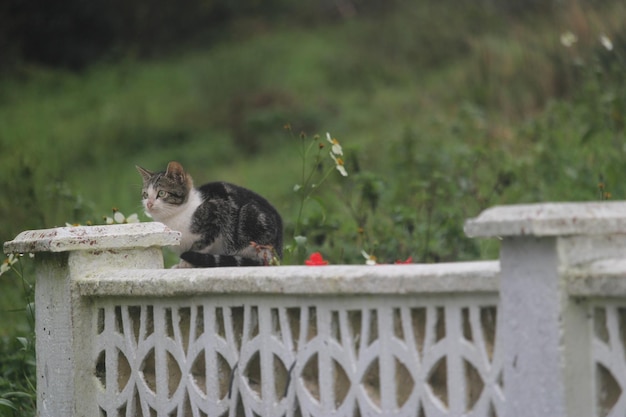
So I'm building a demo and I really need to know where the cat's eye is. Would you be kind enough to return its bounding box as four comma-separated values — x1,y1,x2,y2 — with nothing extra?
142,192,148,199
157,190,168,198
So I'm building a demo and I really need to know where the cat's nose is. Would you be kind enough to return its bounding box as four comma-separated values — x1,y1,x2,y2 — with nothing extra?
147,201,154,209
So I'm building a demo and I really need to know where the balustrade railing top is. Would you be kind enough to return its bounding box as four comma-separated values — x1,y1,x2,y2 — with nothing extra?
76,262,500,298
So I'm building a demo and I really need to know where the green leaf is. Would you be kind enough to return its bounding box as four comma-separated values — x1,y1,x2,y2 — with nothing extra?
0,398,17,410
3,391,34,399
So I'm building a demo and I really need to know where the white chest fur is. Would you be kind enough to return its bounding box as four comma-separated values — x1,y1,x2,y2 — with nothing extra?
149,188,204,253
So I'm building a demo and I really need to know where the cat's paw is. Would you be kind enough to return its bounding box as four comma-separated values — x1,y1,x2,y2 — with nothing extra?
171,260,194,269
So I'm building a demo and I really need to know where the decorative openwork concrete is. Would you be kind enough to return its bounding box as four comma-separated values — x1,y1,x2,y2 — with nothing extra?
6,202,626,417
91,293,502,417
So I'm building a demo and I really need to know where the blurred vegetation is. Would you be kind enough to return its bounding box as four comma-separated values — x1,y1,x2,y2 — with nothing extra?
1,0,625,414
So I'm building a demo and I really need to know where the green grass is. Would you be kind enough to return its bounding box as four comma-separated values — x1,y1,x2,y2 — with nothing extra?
1,0,624,298
0,0,623,261
0,1,625,412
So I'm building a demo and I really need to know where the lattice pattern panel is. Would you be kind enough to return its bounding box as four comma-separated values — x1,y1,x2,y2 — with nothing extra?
93,296,503,417
592,303,626,417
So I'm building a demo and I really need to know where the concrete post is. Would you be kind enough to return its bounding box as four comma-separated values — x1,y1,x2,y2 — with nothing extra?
3,223,179,417
465,202,626,417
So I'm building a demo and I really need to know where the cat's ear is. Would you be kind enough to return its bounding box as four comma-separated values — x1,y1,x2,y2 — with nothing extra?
136,165,153,183
165,161,187,183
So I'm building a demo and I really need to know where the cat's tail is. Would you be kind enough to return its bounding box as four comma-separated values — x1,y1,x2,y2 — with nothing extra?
180,251,268,267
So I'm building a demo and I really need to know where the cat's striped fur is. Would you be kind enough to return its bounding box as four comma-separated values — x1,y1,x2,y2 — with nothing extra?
137,161,282,267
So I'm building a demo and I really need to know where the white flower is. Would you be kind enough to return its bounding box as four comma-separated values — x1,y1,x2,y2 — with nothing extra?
0,254,18,276
107,211,140,224
114,211,126,224
326,132,344,156
560,31,578,48
600,34,613,51
330,152,348,177
361,250,377,266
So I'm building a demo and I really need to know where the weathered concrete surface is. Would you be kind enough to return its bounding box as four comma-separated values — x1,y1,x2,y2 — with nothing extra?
465,202,626,417
2,222,180,417
568,258,626,297
465,201,626,238
76,261,501,297
3,222,180,254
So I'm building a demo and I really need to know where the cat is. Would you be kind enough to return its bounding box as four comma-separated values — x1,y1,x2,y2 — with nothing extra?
137,161,283,267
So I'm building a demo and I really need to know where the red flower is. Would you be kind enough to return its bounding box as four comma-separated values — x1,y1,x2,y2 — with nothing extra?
305,252,329,266
395,256,413,264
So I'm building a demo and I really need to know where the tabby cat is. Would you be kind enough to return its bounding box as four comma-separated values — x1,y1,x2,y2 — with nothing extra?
137,161,283,267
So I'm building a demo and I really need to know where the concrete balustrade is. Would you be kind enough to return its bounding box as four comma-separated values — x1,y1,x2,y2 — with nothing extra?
5,202,626,417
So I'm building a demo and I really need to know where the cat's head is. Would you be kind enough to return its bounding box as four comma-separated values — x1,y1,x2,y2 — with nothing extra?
136,161,194,220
